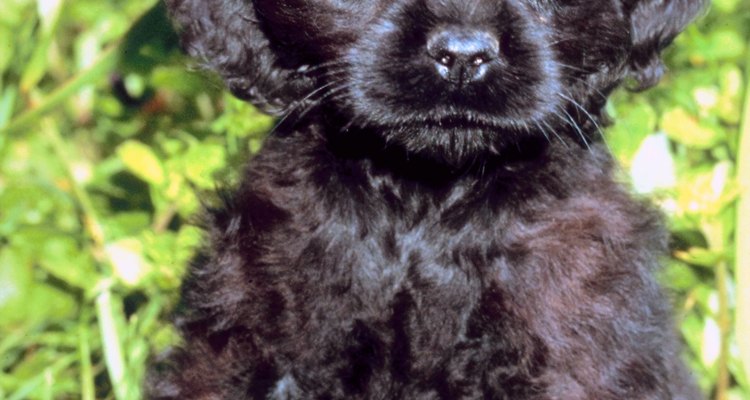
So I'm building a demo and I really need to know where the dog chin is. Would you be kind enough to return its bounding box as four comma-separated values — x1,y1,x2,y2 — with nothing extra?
361,123,512,168
342,104,558,168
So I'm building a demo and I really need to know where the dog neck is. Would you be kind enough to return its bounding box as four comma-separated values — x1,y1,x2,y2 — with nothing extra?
263,116,613,212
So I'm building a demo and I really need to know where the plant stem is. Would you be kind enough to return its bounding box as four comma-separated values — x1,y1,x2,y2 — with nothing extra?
43,119,106,250
715,258,730,400
735,37,750,391
1,46,119,136
78,308,95,400
44,119,129,399
701,217,730,400
6,355,76,400
96,289,128,400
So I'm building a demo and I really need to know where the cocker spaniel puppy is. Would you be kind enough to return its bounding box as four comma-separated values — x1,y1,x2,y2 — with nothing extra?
147,0,706,398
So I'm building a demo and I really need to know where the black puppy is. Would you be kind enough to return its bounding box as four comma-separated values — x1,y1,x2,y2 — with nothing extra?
148,0,706,398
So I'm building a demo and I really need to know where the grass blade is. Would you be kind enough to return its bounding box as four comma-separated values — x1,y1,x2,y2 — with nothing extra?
96,288,128,400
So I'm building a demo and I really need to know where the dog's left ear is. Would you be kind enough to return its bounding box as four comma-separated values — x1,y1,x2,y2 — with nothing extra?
626,0,706,90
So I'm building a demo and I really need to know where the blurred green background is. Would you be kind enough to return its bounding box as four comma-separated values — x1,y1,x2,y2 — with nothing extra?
0,0,748,399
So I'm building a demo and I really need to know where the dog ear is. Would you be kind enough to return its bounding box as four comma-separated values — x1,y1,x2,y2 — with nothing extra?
626,0,706,90
165,0,313,115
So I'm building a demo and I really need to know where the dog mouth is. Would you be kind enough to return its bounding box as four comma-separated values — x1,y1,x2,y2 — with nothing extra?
401,114,506,133
374,106,545,134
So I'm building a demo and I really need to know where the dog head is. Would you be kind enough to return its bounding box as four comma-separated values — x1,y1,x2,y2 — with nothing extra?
167,0,705,165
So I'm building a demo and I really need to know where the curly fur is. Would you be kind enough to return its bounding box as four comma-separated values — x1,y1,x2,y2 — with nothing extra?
147,0,706,398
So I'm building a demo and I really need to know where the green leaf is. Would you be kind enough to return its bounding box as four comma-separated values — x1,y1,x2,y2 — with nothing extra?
0,24,13,75
606,98,657,165
144,226,200,288
212,94,274,139
673,162,736,217
0,245,77,327
105,238,151,287
0,0,33,26
181,142,227,189
717,65,743,124
39,236,97,290
661,107,723,149
681,313,704,362
660,260,701,290
702,30,746,63
0,87,17,129
103,211,150,240
674,247,726,268
116,140,165,186
153,170,199,217
7,352,76,400
19,0,64,92
0,248,34,326
713,0,741,13
151,66,215,97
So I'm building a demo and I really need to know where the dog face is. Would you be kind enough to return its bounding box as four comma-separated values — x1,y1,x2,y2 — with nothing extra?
168,0,704,165
331,0,567,164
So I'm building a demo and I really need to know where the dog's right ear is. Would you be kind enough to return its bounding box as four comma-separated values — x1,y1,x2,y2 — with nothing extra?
165,0,313,115
625,0,706,90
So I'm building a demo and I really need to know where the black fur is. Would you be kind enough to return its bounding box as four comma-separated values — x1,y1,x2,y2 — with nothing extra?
147,0,706,398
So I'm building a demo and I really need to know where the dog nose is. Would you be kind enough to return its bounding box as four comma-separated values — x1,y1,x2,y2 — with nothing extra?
427,28,499,86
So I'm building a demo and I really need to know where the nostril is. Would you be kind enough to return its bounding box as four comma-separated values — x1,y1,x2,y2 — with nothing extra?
427,29,499,62
437,53,454,67
471,55,487,66
426,27,500,84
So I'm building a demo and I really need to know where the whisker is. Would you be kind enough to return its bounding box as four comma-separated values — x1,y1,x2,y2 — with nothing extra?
296,60,349,76
556,62,593,75
553,65,609,102
533,121,551,144
269,79,351,133
557,92,609,152
256,62,351,109
540,119,568,148
557,105,590,151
